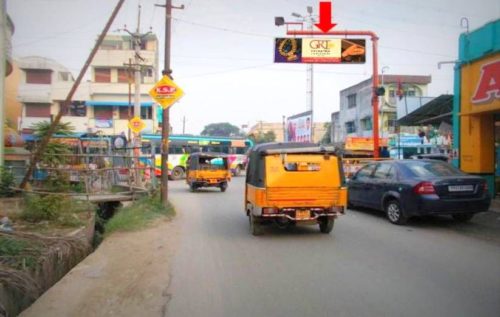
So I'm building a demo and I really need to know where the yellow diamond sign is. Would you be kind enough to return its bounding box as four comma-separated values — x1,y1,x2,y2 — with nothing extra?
128,116,145,134
149,75,184,109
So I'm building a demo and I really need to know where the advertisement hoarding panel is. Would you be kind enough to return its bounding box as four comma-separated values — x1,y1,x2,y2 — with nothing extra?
286,111,312,142
275,38,366,64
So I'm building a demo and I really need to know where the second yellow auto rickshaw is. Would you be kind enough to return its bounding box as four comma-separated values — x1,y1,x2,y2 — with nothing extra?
245,143,347,235
186,152,231,192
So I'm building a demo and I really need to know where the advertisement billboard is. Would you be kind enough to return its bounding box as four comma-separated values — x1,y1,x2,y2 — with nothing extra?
274,38,366,64
286,111,312,142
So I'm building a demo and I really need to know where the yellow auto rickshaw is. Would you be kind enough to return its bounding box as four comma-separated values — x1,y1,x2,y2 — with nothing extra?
245,143,347,235
186,152,231,192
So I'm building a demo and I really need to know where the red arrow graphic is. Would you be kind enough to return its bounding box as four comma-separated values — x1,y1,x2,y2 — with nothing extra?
315,1,337,33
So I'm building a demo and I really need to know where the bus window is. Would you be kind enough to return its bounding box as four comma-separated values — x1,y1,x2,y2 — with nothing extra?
236,147,246,155
221,146,230,154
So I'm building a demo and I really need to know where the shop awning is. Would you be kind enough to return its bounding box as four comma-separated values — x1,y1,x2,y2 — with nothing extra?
397,94,453,126
84,101,154,107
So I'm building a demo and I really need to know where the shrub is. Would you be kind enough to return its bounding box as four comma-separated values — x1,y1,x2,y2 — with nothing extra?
0,166,15,197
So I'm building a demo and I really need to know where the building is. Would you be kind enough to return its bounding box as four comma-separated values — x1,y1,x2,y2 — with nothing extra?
334,75,432,143
452,19,499,197
17,56,84,136
249,121,327,143
86,34,159,135
18,33,159,138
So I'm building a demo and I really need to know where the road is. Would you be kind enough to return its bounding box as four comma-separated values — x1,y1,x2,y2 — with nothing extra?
165,177,500,317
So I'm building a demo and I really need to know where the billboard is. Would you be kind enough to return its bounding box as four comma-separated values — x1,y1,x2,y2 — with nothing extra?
286,111,312,142
274,38,365,64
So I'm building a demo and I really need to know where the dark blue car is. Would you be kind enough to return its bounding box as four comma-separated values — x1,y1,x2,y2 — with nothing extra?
347,160,491,225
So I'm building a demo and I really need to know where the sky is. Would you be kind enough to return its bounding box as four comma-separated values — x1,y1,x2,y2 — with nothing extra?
7,0,500,135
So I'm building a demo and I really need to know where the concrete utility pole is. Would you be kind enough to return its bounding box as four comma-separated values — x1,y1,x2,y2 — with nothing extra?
20,0,126,189
0,0,7,165
155,0,184,205
291,7,315,142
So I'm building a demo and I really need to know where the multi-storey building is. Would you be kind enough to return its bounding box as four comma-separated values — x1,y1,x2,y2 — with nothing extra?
334,75,431,143
18,34,159,138
249,121,328,143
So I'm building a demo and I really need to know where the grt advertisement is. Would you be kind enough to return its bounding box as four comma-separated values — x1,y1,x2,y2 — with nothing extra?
274,38,366,64
287,111,312,142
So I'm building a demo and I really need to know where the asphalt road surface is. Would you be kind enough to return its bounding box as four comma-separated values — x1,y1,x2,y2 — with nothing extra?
166,177,500,317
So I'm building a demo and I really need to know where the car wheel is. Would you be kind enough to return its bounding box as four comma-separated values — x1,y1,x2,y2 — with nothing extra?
385,199,408,225
452,213,474,222
249,213,263,236
319,217,334,234
171,166,184,180
220,182,228,192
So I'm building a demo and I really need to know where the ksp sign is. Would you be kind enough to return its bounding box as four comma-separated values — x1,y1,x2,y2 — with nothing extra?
128,116,145,134
149,75,184,109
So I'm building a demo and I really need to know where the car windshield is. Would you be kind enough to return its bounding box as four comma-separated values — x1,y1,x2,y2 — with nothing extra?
403,161,465,177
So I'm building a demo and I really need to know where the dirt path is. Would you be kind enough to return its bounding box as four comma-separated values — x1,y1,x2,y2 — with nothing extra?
20,217,179,317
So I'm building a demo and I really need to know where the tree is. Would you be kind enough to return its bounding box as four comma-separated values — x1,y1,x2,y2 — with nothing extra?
321,122,332,144
201,122,244,137
31,121,74,167
249,130,276,144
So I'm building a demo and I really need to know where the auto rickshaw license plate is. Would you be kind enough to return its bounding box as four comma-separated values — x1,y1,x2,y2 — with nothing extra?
296,210,310,220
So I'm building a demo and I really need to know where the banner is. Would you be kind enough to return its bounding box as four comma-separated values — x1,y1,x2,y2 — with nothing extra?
275,38,366,64
287,111,312,143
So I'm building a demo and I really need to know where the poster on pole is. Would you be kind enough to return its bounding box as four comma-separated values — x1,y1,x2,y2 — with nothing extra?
286,111,312,142
274,38,366,64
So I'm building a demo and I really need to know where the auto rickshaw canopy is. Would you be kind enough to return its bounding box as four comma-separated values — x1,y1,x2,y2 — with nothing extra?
246,142,338,187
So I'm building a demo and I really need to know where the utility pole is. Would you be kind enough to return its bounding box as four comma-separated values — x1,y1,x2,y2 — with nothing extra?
182,116,186,134
119,5,152,185
0,0,7,165
20,0,126,188
292,6,315,142
156,0,184,205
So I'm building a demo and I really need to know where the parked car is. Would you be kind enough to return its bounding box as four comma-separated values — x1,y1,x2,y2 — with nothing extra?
410,154,449,162
347,160,491,225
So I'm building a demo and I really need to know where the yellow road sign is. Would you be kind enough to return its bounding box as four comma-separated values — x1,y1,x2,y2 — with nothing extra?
128,116,146,133
149,75,184,109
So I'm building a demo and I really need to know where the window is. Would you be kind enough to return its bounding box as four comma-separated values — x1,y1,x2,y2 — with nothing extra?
25,103,51,117
386,119,397,128
93,106,113,119
58,72,72,82
26,69,52,84
347,94,357,108
407,89,416,97
355,164,376,180
118,107,134,119
117,69,132,83
361,117,372,130
373,163,394,179
389,89,395,97
345,121,356,133
94,68,111,83
64,101,87,117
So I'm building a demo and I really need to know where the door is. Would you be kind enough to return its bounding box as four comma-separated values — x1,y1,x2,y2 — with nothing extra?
371,163,396,210
348,163,376,207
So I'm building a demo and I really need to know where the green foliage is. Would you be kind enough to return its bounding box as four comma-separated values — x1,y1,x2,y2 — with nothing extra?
321,122,332,144
105,195,175,235
0,236,42,269
249,130,276,144
30,121,75,167
44,172,71,192
0,166,15,197
20,194,91,226
201,122,244,137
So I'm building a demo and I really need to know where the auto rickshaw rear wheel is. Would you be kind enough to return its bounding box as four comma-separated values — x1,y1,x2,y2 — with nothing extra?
249,213,263,236
189,183,197,192
319,217,334,234
220,182,228,192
